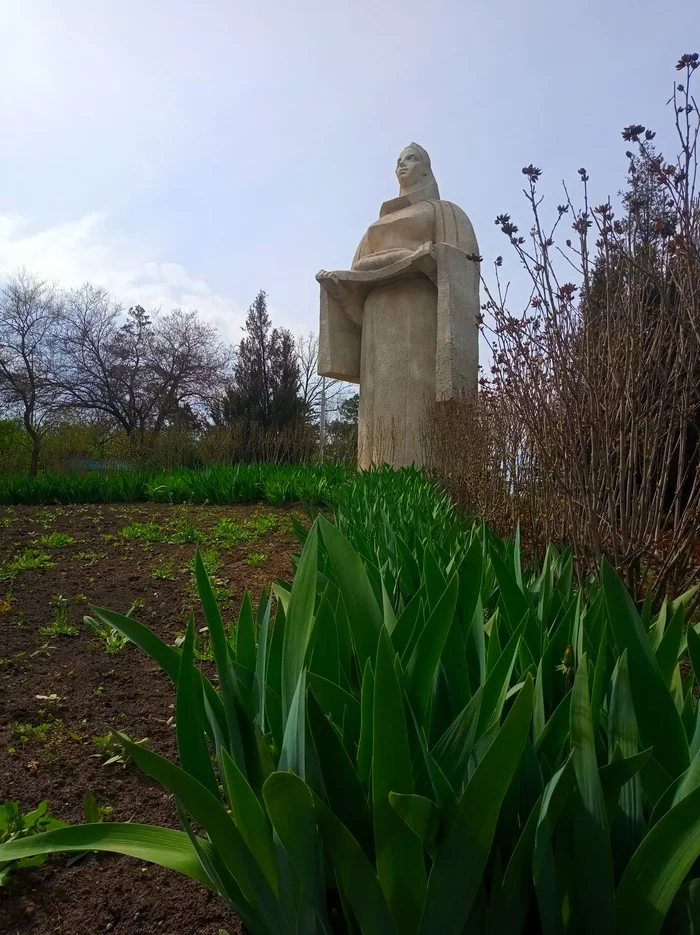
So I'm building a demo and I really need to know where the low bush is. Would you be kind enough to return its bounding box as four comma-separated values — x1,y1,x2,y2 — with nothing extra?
1,470,698,933
427,56,700,602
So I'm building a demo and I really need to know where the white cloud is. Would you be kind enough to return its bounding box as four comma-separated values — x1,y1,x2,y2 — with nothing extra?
0,213,246,344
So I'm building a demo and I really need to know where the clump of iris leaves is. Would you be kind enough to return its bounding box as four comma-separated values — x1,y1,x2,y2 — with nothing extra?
1,467,699,935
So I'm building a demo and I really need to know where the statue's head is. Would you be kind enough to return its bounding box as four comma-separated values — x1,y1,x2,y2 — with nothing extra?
396,143,435,195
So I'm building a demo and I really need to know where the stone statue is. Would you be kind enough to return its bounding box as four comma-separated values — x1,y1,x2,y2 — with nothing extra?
317,143,480,468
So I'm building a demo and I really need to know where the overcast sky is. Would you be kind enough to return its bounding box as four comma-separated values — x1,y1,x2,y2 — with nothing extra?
1,0,698,347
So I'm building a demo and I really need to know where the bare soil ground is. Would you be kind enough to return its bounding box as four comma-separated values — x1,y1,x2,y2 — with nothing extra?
0,501,302,935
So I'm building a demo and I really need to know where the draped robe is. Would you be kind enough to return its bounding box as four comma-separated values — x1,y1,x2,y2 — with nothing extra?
318,182,479,468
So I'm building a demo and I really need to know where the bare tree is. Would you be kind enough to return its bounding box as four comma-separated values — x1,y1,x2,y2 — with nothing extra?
297,331,351,421
59,283,231,450
0,270,63,475
59,283,142,436
148,307,233,435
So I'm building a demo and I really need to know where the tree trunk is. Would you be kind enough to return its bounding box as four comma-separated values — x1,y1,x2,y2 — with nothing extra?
29,436,41,477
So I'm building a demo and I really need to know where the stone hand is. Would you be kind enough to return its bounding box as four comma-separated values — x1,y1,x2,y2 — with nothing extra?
317,269,340,284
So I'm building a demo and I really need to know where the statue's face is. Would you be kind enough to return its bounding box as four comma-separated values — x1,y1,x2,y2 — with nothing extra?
396,147,425,188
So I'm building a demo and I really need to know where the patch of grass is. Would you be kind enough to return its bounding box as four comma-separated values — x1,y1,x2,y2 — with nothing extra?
211,514,277,549
246,513,277,536
119,521,167,543
210,579,231,603
151,558,176,580
214,579,232,603
38,532,75,548
245,552,268,567
0,516,11,527
167,517,204,544
10,717,62,745
0,549,54,580
212,517,246,547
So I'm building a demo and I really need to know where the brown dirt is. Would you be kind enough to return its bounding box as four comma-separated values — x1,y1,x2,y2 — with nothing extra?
0,501,302,935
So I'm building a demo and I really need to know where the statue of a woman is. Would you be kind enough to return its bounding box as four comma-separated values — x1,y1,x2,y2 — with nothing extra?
317,143,479,468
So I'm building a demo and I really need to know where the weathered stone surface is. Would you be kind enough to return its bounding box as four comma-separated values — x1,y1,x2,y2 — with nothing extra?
317,143,479,468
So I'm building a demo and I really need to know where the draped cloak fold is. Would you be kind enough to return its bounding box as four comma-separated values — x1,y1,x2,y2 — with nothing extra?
318,187,480,466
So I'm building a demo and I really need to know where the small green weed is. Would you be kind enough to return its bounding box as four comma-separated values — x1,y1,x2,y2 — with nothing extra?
246,513,277,536
245,552,268,567
0,549,54,580
38,533,74,548
167,517,204,544
91,732,147,768
120,522,167,543
0,587,12,614
210,579,231,603
39,595,77,637
85,614,130,654
0,801,68,886
73,551,106,565
151,559,176,580
85,599,141,654
83,792,113,823
11,718,62,745
212,517,246,547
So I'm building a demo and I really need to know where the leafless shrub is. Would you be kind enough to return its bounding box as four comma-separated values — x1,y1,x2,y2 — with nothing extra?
195,421,318,466
427,55,700,598
423,390,528,536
